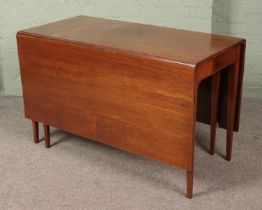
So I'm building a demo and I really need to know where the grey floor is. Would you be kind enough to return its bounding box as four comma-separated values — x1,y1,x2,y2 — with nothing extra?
0,97,261,210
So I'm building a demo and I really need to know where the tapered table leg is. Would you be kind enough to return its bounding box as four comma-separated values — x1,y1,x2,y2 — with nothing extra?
210,72,221,155
32,120,39,143
186,170,193,199
44,124,50,148
226,57,240,161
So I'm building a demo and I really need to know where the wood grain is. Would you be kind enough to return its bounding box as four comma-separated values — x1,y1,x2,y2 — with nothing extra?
19,15,243,67
16,16,246,198
17,34,196,170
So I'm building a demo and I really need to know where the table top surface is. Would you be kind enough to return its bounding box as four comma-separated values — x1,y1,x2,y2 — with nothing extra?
18,16,244,67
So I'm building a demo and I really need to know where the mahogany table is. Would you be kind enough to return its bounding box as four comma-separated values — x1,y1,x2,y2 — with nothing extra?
16,16,246,198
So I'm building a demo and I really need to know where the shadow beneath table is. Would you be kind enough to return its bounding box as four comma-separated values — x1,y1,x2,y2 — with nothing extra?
46,128,186,196
46,111,262,198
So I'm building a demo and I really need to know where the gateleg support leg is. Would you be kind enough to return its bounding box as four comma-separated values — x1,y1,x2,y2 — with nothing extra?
210,72,221,155
186,170,193,199
32,120,39,144
44,124,50,148
226,57,240,161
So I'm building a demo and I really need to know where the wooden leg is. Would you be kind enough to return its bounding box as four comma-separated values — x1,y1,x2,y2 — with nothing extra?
226,61,240,161
32,120,39,143
186,170,193,199
44,124,50,148
210,72,221,155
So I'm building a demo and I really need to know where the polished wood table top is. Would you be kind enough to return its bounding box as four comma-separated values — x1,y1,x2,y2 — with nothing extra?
20,15,243,66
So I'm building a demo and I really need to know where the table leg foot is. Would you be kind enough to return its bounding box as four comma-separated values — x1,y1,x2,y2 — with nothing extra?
44,124,50,148
186,170,193,199
32,120,39,144
210,72,221,155
226,135,233,161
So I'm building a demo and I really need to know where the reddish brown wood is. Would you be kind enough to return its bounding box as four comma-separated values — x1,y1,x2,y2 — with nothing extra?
210,72,221,155
18,16,243,67
32,120,39,143
233,42,246,131
226,47,241,161
44,124,50,148
17,34,196,170
187,170,193,199
197,46,237,82
16,16,246,198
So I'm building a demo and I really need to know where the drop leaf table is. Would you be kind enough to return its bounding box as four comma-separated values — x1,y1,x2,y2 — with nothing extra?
17,16,245,198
